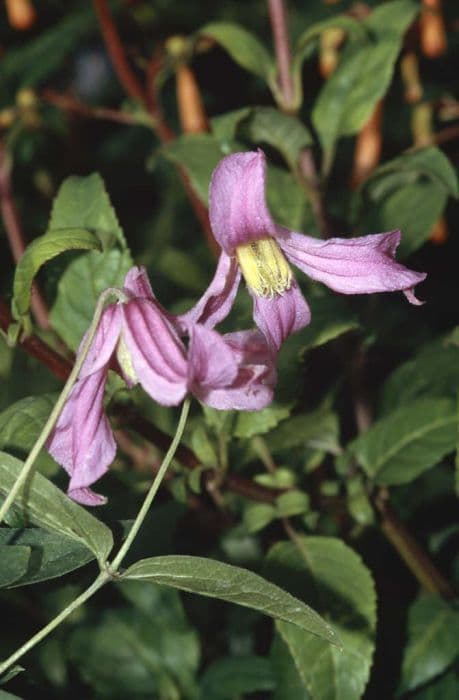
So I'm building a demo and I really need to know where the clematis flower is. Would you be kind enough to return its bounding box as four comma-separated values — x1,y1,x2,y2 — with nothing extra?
181,150,427,350
47,267,275,506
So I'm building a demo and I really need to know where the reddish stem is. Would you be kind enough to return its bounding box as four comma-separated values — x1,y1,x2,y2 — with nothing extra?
268,0,295,108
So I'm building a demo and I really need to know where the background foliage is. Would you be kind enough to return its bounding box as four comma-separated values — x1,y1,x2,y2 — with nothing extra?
0,0,458,698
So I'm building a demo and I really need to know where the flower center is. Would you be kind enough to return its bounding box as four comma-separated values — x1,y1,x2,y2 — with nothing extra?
116,333,138,386
236,237,292,298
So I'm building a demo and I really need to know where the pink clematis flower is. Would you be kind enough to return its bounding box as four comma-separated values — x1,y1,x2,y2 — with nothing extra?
47,267,275,506
181,150,427,350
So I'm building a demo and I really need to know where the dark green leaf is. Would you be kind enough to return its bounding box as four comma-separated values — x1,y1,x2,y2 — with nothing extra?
12,229,101,324
162,134,226,203
399,595,459,694
0,544,30,588
347,399,457,485
266,406,340,455
243,503,276,534
266,537,376,700
312,0,418,152
211,107,252,144
200,656,275,699
0,395,58,476
271,633,311,700
197,22,274,82
49,249,132,350
407,671,459,699
0,690,24,699
0,452,113,564
245,107,312,170
49,173,129,250
0,528,94,586
124,555,339,645
234,402,292,439
297,294,359,351
266,165,314,232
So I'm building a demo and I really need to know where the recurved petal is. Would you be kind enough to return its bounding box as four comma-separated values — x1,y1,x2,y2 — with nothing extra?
279,229,426,302
123,266,156,300
188,324,239,390
252,279,311,351
177,252,241,333
47,369,115,505
209,150,276,253
122,299,188,406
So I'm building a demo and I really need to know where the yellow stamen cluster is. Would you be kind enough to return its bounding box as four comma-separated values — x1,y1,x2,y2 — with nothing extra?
236,237,292,298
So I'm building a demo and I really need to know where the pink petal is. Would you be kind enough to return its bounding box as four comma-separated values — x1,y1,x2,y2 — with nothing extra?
47,369,115,505
279,229,426,302
122,299,188,406
209,151,276,253
252,279,311,351
177,252,241,333
192,329,276,411
188,325,239,389
78,304,122,379
123,266,156,300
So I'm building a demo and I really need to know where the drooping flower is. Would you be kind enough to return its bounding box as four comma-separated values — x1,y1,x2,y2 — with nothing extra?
182,150,427,350
47,267,276,505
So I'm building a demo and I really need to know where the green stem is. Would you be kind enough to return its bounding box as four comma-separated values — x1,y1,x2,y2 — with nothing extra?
0,571,110,677
111,397,191,571
0,287,125,525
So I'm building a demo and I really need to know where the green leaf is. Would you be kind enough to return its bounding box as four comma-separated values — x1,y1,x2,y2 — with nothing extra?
266,407,340,456
0,544,30,587
243,503,276,533
380,344,459,414
407,671,459,699
234,402,292,439
11,229,101,324
157,246,207,294
297,294,359,351
355,148,458,256
347,399,457,485
49,173,129,251
211,107,252,144
266,166,313,232
197,22,274,83
199,656,275,699
275,491,310,518
312,0,418,152
245,107,312,170
399,595,459,694
124,555,339,645
0,395,58,476
0,690,24,700
70,582,199,698
0,528,94,586
0,452,113,564
162,133,226,203
271,632,311,700
50,249,132,350
266,537,376,700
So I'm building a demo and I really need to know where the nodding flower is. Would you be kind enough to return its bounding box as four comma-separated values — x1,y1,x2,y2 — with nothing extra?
181,150,426,351
47,267,276,506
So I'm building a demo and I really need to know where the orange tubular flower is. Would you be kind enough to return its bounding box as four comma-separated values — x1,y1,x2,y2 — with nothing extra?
420,0,447,58
5,0,36,31
176,63,209,134
351,101,384,189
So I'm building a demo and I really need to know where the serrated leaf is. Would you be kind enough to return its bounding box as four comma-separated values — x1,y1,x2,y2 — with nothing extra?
266,537,376,700
312,0,418,152
234,402,292,439
0,452,113,564
197,22,274,82
200,656,275,699
245,107,312,170
347,399,457,485
124,555,339,645
0,395,58,476
399,595,459,694
49,173,129,250
12,229,101,324
0,528,94,586
50,249,132,350
380,344,459,414
0,544,31,588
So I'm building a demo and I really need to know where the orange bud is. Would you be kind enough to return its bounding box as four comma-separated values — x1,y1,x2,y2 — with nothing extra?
420,0,447,58
5,0,36,31
411,102,433,146
176,63,209,134
319,27,345,78
429,216,448,244
351,101,383,189
400,52,423,104
0,108,16,129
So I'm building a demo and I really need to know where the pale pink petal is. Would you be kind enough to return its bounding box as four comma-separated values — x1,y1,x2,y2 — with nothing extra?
177,252,241,333
192,329,276,411
209,151,276,253
78,304,122,378
47,369,115,505
252,279,311,351
278,229,426,302
122,299,188,406
123,266,156,300
188,325,239,389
